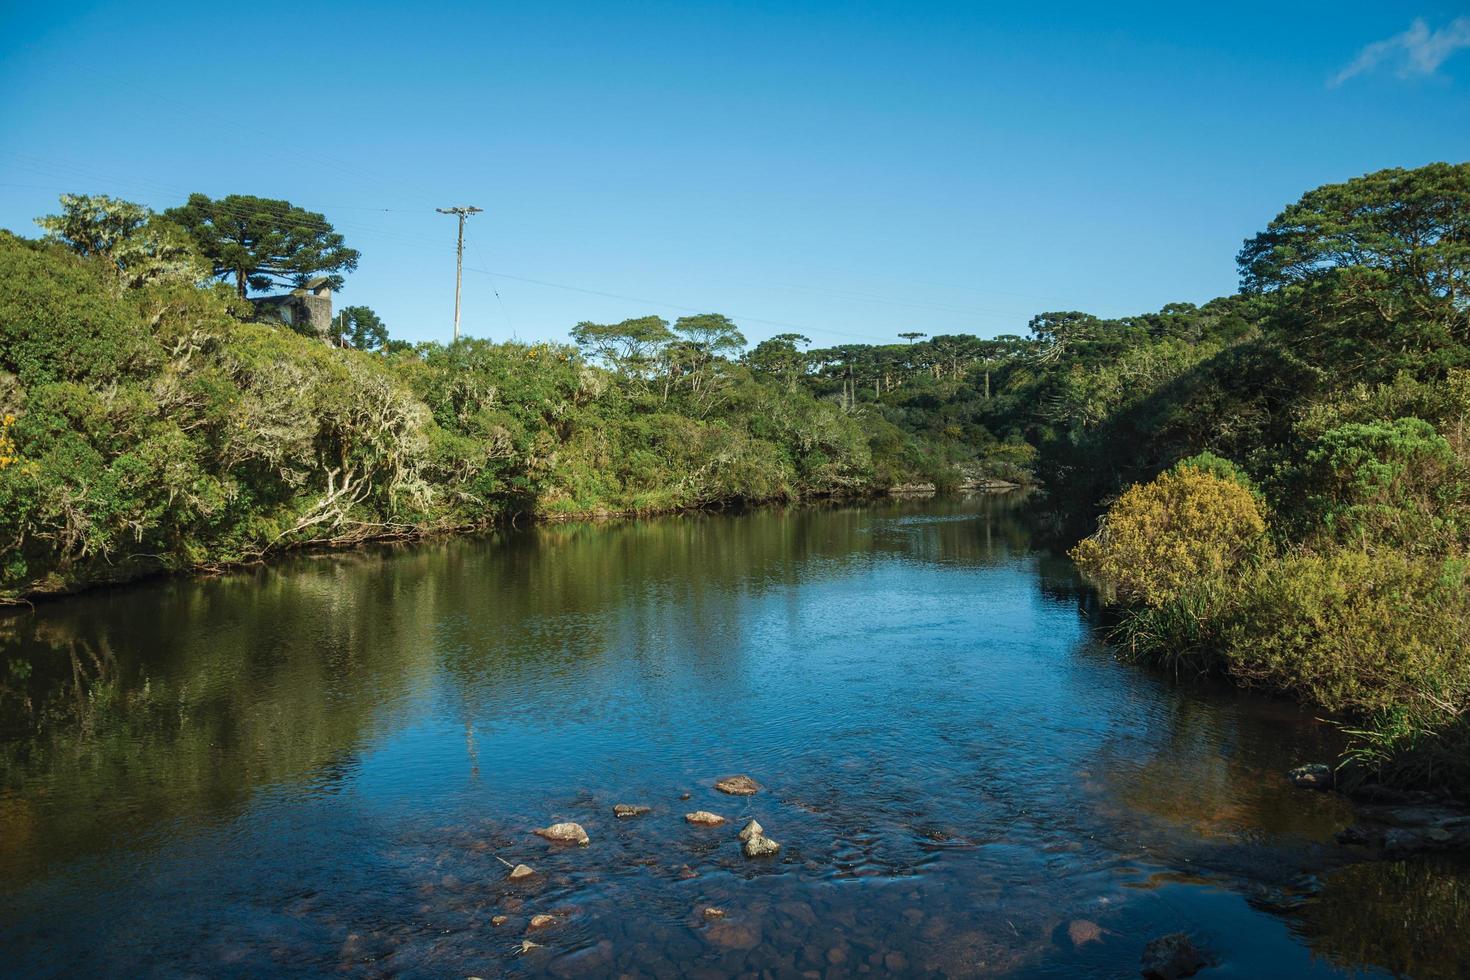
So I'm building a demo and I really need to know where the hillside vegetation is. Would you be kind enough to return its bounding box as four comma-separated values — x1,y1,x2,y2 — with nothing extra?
0,214,985,600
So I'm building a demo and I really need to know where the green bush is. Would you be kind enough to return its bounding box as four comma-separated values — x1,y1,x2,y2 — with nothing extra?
1072,463,1269,607
1223,549,1470,734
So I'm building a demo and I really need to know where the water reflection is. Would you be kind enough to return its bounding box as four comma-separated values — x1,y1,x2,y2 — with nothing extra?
0,493,1462,977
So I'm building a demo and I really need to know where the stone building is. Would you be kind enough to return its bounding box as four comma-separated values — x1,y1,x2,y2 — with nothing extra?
250,276,333,340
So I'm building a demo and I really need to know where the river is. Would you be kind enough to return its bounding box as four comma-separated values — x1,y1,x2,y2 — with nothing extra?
1,493,1466,977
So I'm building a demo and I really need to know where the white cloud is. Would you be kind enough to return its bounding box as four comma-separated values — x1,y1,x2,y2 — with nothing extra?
1330,16,1470,87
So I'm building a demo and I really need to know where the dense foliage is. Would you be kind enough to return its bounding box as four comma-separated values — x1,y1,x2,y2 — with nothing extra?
1064,162,1470,792
0,208,960,600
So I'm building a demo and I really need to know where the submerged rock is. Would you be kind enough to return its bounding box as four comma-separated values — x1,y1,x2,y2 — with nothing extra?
492,915,509,926
714,775,761,796
1067,919,1104,947
702,906,726,919
508,864,537,880
703,917,761,950
614,804,651,819
1140,933,1209,979
517,939,544,955
685,811,727,826
1338,803,1470,854
534,822,590,846
742,833,781,858
738,819,764,841
528,914,559,931
1287,764,1335,790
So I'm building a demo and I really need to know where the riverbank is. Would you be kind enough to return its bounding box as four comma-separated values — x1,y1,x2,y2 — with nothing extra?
5,229,1039,605
1,482,1033,606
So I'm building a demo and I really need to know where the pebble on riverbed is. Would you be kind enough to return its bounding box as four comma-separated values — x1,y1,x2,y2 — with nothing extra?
685,811,727,826
714,775,761,796
742,833,781,858
534,822,590,845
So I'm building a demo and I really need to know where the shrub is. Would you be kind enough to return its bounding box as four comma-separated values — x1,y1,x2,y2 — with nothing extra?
0,233,155,387
1291,417,1467,554
1071,463,1268,607
1223,551,1470,718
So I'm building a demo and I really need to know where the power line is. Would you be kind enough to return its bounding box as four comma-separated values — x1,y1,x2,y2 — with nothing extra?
469,236,515,339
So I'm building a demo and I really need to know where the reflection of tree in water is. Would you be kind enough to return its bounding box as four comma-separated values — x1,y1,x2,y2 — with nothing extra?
1295,857,1470,980
0,493,1045,887
1080,689,1350,848
0,557,450,885
0,617,119,737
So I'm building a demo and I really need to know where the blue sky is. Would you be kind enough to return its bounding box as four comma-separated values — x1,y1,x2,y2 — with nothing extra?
2,2,1468,347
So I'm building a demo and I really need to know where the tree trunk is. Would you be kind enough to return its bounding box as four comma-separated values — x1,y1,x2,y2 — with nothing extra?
235,267,247,298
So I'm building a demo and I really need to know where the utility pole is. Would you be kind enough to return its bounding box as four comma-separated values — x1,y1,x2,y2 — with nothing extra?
436,205,483,342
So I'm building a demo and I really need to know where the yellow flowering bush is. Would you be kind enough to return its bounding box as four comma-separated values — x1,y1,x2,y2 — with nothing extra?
0,414,17,469
1072,463,1268,607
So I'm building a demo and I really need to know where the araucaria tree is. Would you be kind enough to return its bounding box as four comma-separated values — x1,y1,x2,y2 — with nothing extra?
165,193,360,298
337,305,389,351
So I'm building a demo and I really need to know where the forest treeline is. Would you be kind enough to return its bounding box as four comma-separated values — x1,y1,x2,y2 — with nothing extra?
0,192,1032,601
2,163,1468,791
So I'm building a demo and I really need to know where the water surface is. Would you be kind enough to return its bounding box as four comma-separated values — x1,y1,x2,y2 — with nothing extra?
1,495,1466,977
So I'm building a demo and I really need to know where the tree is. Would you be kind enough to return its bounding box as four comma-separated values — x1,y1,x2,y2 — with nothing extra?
165,193,360,298
1238,163,1470,302
36,193,205,290
337,306,389,351
1239,163,1470,378
569,315,673,377
747,333,811,390
673,314,746,360
898,331,926,344
1029,311,1102,361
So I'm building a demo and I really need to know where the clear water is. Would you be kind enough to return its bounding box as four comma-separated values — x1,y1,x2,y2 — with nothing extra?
1,494,1466,977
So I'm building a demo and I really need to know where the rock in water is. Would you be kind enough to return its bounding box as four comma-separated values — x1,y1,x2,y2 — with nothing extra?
1068,920,1103,946
738,819,764,841
491,915,508,926
742,833,781,858
508,864,537,880
714,775,761,796
1140,933,1208,979
685,810,727,826
1287,764,1334,790
703,907,726,919
528,914,558,931
534,822,590,846
614,804,651,819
